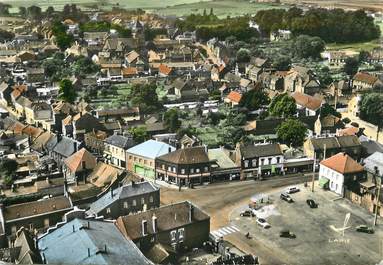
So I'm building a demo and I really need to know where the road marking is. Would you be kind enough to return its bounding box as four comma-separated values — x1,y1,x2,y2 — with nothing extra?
231,225,240,232
211,225,240,238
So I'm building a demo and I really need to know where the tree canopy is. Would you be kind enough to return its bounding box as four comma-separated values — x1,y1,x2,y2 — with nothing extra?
129,83,161,114
255,7,380,43
291,35,325,59
320,103,341,118
52,21,74,50
164,109,181,133
59,79,76,103
269,93,297,118
277,118,307,148
359,93,383,127
239,89,270,111
129,126,148,143
343,57,359,77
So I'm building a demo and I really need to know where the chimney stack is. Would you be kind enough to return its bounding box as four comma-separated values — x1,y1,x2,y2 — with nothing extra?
110,188,114,198
142,220,148,236
168,146,172,153
152,215,157,233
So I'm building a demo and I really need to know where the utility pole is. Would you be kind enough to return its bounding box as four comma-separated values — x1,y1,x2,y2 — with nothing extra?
311,152,316,192
374,169,381,226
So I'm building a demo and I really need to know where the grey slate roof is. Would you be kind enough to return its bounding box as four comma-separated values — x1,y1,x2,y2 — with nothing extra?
240,143,282,159
364,152,383,177
87,181,159,215
38,218,152,265
52,136,80,158
105,134,134,149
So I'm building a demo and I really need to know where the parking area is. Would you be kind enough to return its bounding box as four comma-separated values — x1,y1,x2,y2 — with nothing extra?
230,183,383,265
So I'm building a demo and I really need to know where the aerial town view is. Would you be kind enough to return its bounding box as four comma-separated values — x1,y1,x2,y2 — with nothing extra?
0,0,382,264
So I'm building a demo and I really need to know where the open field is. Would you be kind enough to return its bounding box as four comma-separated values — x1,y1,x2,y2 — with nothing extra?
282,0,383,11
326,39,382,53
156,1,282,18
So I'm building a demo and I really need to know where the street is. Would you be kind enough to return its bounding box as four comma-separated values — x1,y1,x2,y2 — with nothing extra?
160,174,313,264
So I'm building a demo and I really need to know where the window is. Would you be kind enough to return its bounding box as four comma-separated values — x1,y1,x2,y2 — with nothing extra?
124,201,128,209
190,168,194,173
172,167,176,173
11,226,16,235
277,157,281,164
29,223,34,230
170,230,177,241
141,197,145,205
168,166,171,171
129,155,132,159
150,196,154,203
144,160,147,164
44,218,50,228
196,168,200,173
181,168,185,174
268,158,272,164
260,159,265,166
244,160,249,168
132,199,137,206
178,228,185,241
106,208,111,214
162,164,165,170
204,167,208,172
139,159,142,163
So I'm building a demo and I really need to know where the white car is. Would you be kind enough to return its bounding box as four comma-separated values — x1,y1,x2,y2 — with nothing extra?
256,218,271,229
285,186,300,194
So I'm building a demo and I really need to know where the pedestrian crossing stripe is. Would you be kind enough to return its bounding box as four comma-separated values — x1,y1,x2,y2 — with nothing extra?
211,225,240,237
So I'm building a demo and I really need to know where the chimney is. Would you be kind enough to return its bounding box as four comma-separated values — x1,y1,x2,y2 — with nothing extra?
110,188,114,198
152,215,157,233
131,180,135,186
168,146,172,153
87,248,90,258
142,220,148,236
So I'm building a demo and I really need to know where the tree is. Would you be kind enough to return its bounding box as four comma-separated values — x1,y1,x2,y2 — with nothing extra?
0,158,17,177
129,126,147,143
164,109,181,132
239,89,270,111
359,93,383,127
0,3,10,15
71,56,99,76
52,21,74,50
59,79,76,103
269,93,297,118
27,5,42,20
19,7,27,17
343,57,359,77
130,83,161,114
358,50,370,63
45,6,55,18
236,48,250,63
277,118,307,148
291,35,325,59
0,29,14,41
224,110,247,127
273,55,291,71
223,127,246,148
320,103,341,118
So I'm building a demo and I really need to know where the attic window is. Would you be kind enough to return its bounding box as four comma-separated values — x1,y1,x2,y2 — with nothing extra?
16,212,20,217
52,204,56,209
33,209,37,213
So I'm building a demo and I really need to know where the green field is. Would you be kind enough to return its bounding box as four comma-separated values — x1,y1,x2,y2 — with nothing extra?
326,39,381,52
155,0,281,18
4,0,281,17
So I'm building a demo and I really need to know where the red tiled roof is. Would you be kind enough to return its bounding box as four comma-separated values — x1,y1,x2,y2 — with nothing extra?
158,64,173,76
320,152,364,174
64,148,97,173
353,72,378,85
122,67,138,76
226,91,242,103
292,92,322,111
337,126,359,136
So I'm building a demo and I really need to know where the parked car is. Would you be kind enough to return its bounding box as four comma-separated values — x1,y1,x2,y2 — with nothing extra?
280,193,294,203
240,209,256,217
306,199,318,208
285,186,300,194
256,218,271,228
356,225,374,234
280,229,296,238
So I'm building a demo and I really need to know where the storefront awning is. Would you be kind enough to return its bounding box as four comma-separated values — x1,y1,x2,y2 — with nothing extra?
319,177,329,188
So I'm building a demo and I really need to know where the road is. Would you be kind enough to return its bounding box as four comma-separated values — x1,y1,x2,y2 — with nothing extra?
160,174,313,264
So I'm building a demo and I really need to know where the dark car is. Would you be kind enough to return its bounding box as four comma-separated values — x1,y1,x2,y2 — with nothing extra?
306,199,318,208
240,209,256,217
280,229,296,238
280,193,294,203
356,225,374,234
